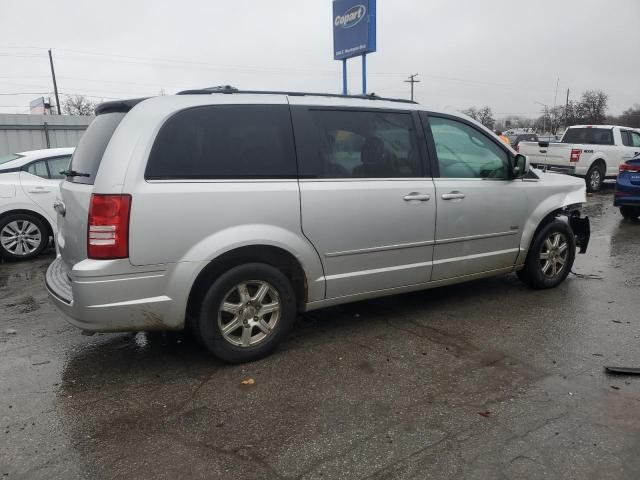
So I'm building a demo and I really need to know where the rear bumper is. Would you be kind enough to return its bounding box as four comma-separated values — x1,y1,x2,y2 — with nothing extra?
45,256,190,332
613,192,640,207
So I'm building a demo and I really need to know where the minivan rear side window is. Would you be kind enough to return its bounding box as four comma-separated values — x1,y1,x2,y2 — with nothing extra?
145,105,297,180
293,109,423,178
562,128,614,145
67,113,125,185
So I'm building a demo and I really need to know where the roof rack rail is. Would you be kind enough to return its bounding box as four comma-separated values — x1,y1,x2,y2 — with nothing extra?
176,85,416,104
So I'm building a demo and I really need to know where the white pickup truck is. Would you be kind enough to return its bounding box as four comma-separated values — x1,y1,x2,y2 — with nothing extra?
519,125,640,192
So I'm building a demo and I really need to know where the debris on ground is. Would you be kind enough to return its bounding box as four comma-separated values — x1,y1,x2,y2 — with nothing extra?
605,366,640,375
240,378,255,385
478,411,491,418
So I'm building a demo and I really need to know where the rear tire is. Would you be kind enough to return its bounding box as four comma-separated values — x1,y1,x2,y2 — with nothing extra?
0,213,48,261
518,219,576,289
585,163,605,192
620,206,640,220
196,263,296,363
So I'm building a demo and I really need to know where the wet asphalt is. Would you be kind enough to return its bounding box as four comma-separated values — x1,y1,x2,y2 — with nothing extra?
1,188,639,480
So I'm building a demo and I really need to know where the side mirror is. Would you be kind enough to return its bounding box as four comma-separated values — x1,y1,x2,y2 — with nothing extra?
512,154,529,178
538,141,549,148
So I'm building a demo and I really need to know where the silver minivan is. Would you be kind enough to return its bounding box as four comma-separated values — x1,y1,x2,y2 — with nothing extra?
46,88,590,362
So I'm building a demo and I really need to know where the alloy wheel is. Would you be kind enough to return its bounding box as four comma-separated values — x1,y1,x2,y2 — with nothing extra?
0,220,42,256
217,280,281,347
539,232,568,278
589,170,601,190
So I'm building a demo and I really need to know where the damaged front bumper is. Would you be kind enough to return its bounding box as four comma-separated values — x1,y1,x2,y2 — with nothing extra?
568,212,590,253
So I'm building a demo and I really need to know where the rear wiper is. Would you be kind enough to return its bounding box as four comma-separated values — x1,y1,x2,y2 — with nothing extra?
61,170,90,178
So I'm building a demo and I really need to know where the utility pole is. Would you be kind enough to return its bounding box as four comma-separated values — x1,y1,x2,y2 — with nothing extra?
48,49,61,115
564,88,570,129
404,74,420,102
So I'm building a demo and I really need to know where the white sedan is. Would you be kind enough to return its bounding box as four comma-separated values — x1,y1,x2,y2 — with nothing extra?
0,148,74,260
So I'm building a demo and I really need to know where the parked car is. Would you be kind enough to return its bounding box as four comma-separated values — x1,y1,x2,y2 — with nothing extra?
507,133,539,152
0,148,73,260
518,125,640,192
614,154,640,220
46,89,590,363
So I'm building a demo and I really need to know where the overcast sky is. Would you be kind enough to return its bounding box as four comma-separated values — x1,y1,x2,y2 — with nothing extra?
1,0,638,117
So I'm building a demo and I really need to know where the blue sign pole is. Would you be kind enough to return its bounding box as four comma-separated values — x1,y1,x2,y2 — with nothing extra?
343,59,348,95
361,54,366,95
333,0,376,96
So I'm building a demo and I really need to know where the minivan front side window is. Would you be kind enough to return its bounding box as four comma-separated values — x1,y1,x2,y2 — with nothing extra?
428,116,509,179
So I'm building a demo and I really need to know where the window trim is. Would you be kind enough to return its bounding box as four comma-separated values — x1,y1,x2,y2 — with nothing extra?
144,103,299,181
420,112,515,180
290,105,430,180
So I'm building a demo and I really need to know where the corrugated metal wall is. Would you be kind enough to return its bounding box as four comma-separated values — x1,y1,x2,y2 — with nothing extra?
0,114,93,155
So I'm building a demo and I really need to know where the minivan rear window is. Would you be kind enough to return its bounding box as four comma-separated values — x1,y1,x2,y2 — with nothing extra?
145,105,297,180
67,112,125,184
562,128,614,145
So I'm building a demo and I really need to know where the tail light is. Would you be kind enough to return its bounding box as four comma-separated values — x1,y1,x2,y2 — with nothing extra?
570,149,582,163
87,194,132,259
619,163,640,173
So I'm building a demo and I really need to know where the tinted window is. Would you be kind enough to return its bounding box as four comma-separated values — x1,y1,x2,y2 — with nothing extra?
47,156,72,180
620,130,632,147
68,112,125,185
26,160,49,178
429,116,509,179
296,109,422,178
145,105,296,180
630,132,640,148
562,128,614,145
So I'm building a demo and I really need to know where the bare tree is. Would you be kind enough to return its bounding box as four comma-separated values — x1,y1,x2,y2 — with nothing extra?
577,90,608,124
461,106,495,129
609,104,640,128
62,95,97,116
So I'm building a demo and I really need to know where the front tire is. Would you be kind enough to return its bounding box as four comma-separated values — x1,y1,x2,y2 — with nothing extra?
0,213,48,261
585,163,604,192
517,219,576,289
620,206,640,220
196,263,296,363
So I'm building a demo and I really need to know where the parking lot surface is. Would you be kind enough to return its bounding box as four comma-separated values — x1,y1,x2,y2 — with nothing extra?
1,190,639,480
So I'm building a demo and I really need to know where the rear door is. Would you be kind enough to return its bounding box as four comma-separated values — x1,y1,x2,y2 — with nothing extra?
422,113,525,281
292,105,436,298
57,113,125,268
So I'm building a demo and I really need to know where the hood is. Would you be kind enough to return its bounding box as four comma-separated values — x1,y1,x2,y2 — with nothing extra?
530,167,586,206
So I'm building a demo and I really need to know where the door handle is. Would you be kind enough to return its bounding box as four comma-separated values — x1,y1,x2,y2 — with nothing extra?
28,189,52,194
403,192,431,202
441,192,466,200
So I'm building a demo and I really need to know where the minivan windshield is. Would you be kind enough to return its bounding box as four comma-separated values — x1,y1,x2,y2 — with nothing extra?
562,128,614,145
67,112,125,184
